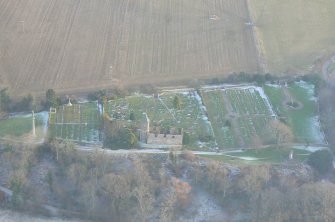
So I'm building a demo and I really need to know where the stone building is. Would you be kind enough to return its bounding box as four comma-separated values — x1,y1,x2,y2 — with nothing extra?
139,113,183,146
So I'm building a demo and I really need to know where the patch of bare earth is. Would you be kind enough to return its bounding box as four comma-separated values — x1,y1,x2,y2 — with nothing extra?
282,87,303,110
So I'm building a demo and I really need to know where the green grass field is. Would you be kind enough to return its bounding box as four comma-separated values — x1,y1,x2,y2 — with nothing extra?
107,91,216,149
0,112,47,138
250,0,335,74
200,146,312,165
264,82,325,144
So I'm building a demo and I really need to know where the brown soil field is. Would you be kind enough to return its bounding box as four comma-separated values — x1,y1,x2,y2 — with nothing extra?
250,0,335,74
0,0,258,96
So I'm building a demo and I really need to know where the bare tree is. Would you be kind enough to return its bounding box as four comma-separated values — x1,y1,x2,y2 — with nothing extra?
238,165,271,196
79,179,98,213
290,181,335,222
133,185,154,222
159,190,178,222
270,120,293,145
67,162,88,187
251,187,288,222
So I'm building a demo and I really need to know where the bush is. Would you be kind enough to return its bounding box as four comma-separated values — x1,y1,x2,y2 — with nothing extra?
104,127,138,149
307,149,333,174
129,112,135,121
0,88,12,112
45,89,58,109
198,134,212,142
87,89,106,102
182,132,190,145
225,72,278,84
139,84,157,95
173,95,183,109
265,73,274,81
224,119,231,127
35,143,52,158
253,74,265,86
12,94,33,112
301,74,324,95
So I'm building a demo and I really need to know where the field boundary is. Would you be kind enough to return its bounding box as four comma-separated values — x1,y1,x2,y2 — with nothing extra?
245,0,266,73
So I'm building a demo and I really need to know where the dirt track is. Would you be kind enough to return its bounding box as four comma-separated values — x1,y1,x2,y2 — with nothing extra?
0,0,258,97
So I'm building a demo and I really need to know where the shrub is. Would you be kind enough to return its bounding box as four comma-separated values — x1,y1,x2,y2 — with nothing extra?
12,94,33,112
87,89,106,102
173,95,183,109
198,134,212,142
307,149,333,174
104,127,138,149
224,119,231,127
182,132,190,145
35,143,52,158
129,112,135,121
45,89,58,109
0,88,12,112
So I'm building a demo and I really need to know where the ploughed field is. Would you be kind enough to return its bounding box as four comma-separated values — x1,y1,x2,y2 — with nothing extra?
0,0,258,96
250,0,335,74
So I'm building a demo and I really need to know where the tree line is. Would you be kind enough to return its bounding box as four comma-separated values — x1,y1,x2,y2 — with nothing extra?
0,142,334,222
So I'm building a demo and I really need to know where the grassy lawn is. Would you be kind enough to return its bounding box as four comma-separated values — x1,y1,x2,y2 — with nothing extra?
264,82,325,144
287,82,324,144
108,91,216,149
198,154,250,165
200,146,311,165
0,113,45,138
250,0,335,74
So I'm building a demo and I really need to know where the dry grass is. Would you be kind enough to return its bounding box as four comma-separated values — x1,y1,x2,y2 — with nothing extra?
250,0,335,74
0,0,258,96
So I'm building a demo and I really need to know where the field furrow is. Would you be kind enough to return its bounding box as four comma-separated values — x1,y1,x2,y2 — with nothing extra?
0,0,258,96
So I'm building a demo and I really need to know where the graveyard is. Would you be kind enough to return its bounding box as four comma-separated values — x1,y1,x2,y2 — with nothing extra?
201,86,276,149
0,82,327,163
48,101,102,145
106,91,216,149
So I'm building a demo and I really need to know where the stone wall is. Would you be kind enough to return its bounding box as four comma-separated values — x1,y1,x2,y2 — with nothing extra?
147,133,183,145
